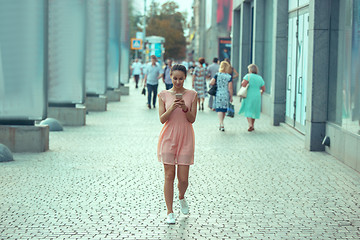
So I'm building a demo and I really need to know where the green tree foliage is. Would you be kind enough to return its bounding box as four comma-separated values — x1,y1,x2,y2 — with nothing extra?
146,1,187,60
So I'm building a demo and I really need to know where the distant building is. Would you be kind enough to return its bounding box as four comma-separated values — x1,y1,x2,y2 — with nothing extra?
188,0,232,64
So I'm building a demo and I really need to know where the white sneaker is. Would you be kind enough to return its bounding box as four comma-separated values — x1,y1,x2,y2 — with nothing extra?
166,213,175,224
179,198,189,215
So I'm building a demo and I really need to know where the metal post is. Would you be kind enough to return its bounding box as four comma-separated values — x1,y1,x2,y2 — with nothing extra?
142,0,146,61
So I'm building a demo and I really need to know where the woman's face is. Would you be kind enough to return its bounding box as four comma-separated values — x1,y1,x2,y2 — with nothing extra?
171,70,186,89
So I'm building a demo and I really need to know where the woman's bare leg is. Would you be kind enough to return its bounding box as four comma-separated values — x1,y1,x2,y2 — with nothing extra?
252,118,255,128
164,164,176,214
177,165,190,200
247,117,252,128
218,112,225,126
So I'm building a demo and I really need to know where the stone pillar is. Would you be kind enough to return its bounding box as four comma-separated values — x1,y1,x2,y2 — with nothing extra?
270,0,288,126
239,2,251,79
231,9,241,93
211,0,219,63
306,0,331,151
253,0,265,72
199,0,206,58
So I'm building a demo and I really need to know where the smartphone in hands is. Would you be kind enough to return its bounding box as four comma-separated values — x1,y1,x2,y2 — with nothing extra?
175,93,183,100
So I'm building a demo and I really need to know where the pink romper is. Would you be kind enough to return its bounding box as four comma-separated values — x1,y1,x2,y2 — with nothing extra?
157,90,197,165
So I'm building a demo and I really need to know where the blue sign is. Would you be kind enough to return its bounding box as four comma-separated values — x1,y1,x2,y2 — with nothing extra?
154,43,161,57
131,38,142,49
136,32,143,40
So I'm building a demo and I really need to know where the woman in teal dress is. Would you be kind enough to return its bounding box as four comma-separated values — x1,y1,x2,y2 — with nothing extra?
238,64,265,131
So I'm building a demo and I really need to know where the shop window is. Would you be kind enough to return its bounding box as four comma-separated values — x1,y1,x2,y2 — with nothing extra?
328,0,360,135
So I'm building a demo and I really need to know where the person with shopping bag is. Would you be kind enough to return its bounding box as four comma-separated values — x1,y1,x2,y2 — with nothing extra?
209,61,233,131
238,64,265,131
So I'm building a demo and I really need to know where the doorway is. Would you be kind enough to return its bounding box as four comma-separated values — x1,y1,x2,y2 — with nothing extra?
285,7,309,134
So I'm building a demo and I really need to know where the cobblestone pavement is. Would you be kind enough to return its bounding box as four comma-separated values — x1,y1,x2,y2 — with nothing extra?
1,77,360,240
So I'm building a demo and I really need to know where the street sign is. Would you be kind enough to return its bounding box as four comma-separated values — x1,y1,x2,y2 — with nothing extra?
131,38,142,50
136,32,143,40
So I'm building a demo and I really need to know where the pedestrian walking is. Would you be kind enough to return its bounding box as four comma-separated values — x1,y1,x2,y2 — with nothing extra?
141,61,148,85
189,61,195,74
181,60,189,70
130,58,142,88
207,57,220,110
144,55,162,109
157,64,198,224
238,64,265,131
162,59,173,90
209,61,233,131
192,57,208,111
224,58,239,84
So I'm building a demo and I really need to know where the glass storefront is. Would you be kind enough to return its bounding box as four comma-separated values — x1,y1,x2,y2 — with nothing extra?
328,0,360,135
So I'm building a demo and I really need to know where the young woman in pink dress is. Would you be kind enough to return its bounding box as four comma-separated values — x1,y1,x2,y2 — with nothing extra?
157,64,197,224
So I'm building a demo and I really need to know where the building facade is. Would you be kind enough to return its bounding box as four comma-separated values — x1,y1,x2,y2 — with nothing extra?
231,0,360,172
189,0,233,64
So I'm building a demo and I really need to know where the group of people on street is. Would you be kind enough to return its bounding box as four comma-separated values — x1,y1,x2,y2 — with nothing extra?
130,55,265,131
130,56,190,109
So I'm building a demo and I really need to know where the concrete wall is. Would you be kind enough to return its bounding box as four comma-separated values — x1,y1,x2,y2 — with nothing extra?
238,2,251,81
263,0,274,94
270,0,288,126
326,123,360,172
204,0,218,63
198,0,206,59
252,0,265,73
261,93,272,116
232,8,241,92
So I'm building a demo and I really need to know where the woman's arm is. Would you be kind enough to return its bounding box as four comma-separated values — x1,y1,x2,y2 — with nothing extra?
143,74,148,86
232,68,239,79
228,81,233,102
241,79,249,87
192,75,195,88
209,78,216,86
261,85,266,95
182,93,197,123
159,97,179,124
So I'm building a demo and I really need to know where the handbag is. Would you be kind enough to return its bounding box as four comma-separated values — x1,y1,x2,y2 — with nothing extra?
226,103,234,118
237,74,250,98
141,87,146,95
208,84,217,96
237,84,249,98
